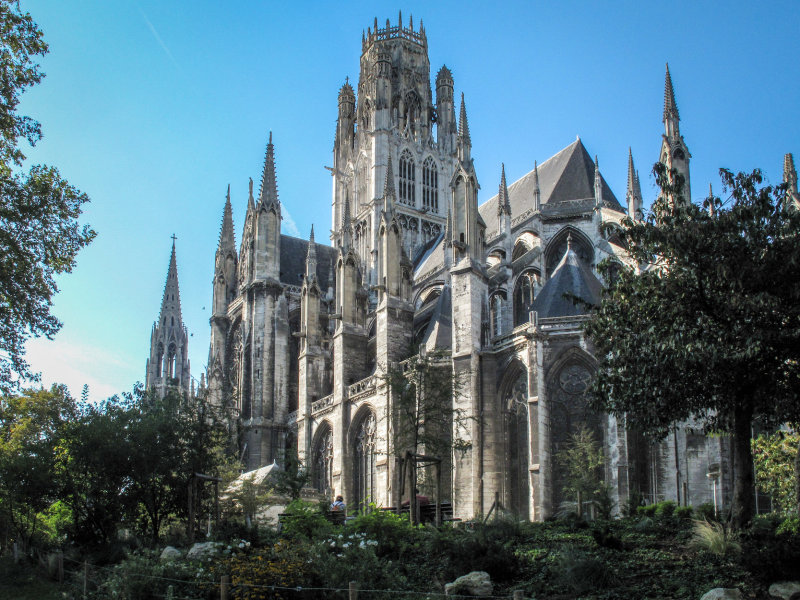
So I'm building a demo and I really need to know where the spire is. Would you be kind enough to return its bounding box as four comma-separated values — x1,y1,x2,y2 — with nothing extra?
497,163,512,217
457,93,471,143
594,155,603,207
341,193,353,251
663,63,680,123
159,236,183,326
383,154,397,214
532,160,541,212
218,184,235,254
707,183,715,216
247,177,255,210
305,225,317,280
784,152,798,192
626,148,643,219
258,132,279,208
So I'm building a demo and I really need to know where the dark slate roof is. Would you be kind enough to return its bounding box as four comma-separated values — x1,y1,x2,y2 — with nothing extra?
480,139,624,236
530,245,603,318
279,234,338,288
419,284,452,350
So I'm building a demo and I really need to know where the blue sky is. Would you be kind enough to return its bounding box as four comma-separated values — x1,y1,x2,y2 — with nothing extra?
20,0,800,401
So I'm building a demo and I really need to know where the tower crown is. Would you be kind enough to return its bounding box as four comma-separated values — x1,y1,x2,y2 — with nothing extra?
436,65,453,87
362,12,426,53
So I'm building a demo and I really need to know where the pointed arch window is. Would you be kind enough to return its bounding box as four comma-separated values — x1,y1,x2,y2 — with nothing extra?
167,344,177,379
156,344,164,378
490,293,504,338
353,411,377,509
513,271,539,326
422,157,438,213
312,425,334,496
399,150,415,206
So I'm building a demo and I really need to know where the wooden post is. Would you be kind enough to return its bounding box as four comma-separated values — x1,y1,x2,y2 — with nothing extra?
83,560,88,599
220,575,230,600
349,580,359,600
57,551,64,584
513,591,524,600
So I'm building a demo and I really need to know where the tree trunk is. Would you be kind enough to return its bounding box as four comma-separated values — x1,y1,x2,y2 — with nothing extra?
731,405,754,529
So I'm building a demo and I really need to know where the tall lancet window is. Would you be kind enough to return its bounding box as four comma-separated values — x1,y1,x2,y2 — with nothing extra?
422,157,438,213
399,150,415,206
312,424,334,496
353,410,377,509
490,293,504,338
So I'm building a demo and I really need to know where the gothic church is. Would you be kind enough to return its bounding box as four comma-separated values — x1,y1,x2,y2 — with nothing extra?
145,15,800,521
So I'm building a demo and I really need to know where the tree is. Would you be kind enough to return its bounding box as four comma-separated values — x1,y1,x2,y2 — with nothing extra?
752,430,799,516
385,349,469,522
558,426,604,518
0,1,95,394
585,165,800,528
0,385,75,551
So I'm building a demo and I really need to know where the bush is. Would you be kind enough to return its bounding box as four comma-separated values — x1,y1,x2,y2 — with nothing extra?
93,550,216,599
636,503,656,518
593,484,616,520
777,515,800,536
674,506,693,521
622,490,645,517
690,520,741,556
654,500,676,520
738,516,800,584
554,548,616,594
279,499,332,541
695,502,716,521
347,505,416,558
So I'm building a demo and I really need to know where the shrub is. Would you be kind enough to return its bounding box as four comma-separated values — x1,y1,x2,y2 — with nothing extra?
593,484,616,520
93,550,215,599
777,515,800,536
622,490,645,517
633,516,655,532
636,503,656,518
554,548,616,594
279,499,332,541
654,500,676,520
674,506,693,521
695,502,716,521
225,540,315,600
690,520,741,556
347,505,416,558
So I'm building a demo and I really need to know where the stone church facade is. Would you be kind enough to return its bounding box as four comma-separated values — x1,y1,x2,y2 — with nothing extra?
141,15,798,520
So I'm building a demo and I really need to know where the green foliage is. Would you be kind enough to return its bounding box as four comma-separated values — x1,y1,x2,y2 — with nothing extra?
690,520,741,556
752,430,799,515
279,499,332,541
593,483,616,520
271,448,308,501
92,550,215,600
555,548,616,594
695,502,717,522
776,515,799,536
557,425,604,516
654,500,677,520
739,517,800,584
674,505,693,521
0,385,75,551
636,503,656,518
586,164,800,528
0,2,95,393
622,489,645,517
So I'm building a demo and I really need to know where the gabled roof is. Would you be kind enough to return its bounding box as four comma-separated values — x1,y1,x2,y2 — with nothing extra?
480,139,624,235
530,243,602,319
418,284,452,351
279,235,337,288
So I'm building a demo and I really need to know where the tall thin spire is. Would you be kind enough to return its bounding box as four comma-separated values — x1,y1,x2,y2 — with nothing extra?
532,160,541,212
497,163,512,217
663,63,680,123
305,224,317,280
626,148,642,219
383,154,397,214
594,155,603,208
457,93,471,143
258,131,279,208
218,184,235,253
341,193,353,251
159,237,183,326
707,183,715,216
784,152,799,207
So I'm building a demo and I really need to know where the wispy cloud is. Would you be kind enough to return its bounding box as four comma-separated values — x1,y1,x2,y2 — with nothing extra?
282,206,301,237
137,6,179,69
25,337,140,403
